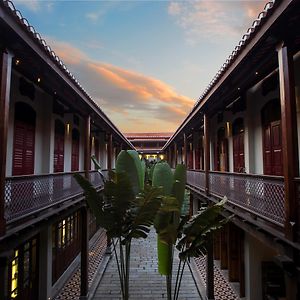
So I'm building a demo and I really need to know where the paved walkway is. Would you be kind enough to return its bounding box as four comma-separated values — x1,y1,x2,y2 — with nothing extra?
93,230,201,300
53,229,107,300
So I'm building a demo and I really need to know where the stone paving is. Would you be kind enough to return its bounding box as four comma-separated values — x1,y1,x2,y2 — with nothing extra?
93,230,201,300
194,256,239,300
53,229,107,300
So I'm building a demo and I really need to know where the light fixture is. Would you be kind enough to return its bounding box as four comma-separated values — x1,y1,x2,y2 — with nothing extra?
255,71,258,75
237,87,240,90
66,123,70,134
37,77,41,83
15,59,20,66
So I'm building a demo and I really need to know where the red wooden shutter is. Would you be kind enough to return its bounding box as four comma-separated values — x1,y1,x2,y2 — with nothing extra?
54,120,65,173
71,129,80,171
12,103,36,176
271,121,283,176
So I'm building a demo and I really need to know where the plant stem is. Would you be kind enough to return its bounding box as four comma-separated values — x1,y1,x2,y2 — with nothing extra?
174,258,182,300
119,238,126,298
174,260,186,300
112,239,125,299
124,240,131,300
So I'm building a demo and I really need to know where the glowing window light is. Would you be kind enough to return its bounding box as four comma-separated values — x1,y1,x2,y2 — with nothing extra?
66,123,70,135
11,250,19,298
62,219,66,246
160,155,164,160
138,155,142,159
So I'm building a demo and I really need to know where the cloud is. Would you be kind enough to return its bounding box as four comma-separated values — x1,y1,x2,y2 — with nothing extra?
48,39,194,132
13,0,40,11
168,0,267,45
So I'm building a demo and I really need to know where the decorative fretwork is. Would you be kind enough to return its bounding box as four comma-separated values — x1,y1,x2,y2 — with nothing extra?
186,170,285,226
4,171,105,223
187,170,205,191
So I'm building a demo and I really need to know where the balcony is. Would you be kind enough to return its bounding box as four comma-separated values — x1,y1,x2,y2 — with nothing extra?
4,170,106,225
186,170,285,227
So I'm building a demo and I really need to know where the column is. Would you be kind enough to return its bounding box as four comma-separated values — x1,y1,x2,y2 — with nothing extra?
174,143,178,166
206,233,214,300
81,115,90,299
39,226,52,300
277,41,299,240
0,49,12,236
84,116,91,178
80,206,89,299
107,133,112,170
0,251,12,300
183,133,187,165
204,114,210,196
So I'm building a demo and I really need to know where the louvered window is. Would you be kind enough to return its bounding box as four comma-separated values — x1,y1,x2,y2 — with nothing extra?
54,120,65,173
12,102,36,176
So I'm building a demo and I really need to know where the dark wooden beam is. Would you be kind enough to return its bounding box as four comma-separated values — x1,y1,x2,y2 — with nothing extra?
206,233,215,300
80,206,89,298
174,143,178,166
183,133,187,166
220,225,229,269
107,133,112,170
0,49,12,236
277,41,299,241
227,223,240,282
204,114,210,196
84,116,91,178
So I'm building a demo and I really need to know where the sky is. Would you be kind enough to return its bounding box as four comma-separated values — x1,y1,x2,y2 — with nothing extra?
12,0,267,133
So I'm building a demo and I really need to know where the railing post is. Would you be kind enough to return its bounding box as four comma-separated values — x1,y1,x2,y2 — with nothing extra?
183,133,187,165
204,113,214,299
106,132,113,254
204,114,210,196
277,41,299,241
80,206,89,299
80,115,90,299
107,133,112,171
206,233,214,300
84,116,91,178
174,143,178,166
0,49,12,237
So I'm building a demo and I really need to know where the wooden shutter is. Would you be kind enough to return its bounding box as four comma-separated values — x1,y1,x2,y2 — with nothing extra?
71,129,80,171
54,120,65,173
12,103,36,176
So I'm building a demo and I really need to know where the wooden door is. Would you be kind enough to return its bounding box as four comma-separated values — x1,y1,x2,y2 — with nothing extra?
233,132,245,172
12,103,36,176
71,129,79,171
263,121,282,176
54,120,65,173
262,99,282,176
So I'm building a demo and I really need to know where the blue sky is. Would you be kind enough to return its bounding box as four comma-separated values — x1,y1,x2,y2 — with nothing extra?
13,0,267,133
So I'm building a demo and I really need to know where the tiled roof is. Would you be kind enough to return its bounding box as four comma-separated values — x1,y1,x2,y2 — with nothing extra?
125,132,173,139
193,0,276,109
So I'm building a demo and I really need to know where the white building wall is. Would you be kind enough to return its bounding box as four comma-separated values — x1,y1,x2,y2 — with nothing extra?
6,71,53,176
244,233,277,300
246,80,280,174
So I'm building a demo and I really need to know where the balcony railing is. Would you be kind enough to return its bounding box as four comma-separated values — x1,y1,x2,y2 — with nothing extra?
4,170,107,223
186,170,285,226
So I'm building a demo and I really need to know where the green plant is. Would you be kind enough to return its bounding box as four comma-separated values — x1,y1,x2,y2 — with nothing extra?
74,150,162,300
152,161,228,300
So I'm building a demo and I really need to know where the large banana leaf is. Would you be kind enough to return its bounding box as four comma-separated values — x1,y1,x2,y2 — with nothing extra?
152,162,173,195
172,164,186,208
73,174,118,235
176,198,229,260
124,185,162,241
116,150,141,196
127,150,144,191
157,239,172,275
